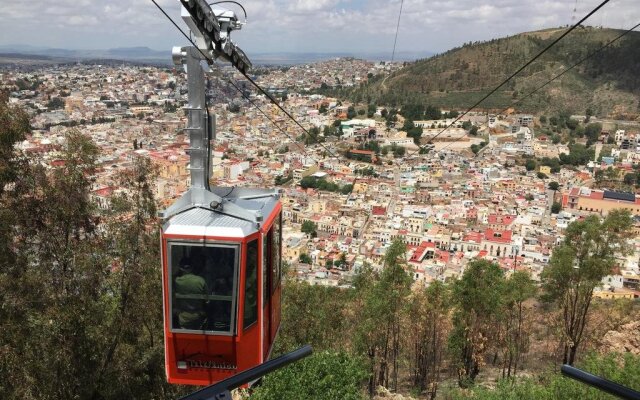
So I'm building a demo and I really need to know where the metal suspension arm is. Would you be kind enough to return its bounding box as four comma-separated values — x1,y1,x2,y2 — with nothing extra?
561,364,640,400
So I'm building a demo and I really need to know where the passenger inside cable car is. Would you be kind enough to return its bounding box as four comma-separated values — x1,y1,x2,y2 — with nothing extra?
171,244,238,333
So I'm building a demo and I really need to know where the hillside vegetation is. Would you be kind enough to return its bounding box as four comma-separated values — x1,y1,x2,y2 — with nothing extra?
350,27,640,117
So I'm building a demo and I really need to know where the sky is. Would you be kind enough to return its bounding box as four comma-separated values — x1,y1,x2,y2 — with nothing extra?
1,0,639,56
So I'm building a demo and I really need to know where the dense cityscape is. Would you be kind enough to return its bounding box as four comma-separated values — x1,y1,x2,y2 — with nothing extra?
2,59,639,297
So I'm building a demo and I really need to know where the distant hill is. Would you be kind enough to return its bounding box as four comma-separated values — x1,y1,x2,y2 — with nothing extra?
0,45,171,64
352,27,640,118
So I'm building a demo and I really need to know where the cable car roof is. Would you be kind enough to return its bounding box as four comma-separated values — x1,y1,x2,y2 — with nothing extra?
163,194,279,238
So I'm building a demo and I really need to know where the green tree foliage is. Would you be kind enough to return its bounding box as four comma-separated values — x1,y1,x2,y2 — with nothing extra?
392,144,406,158
498,272,537,378
470,141,487,155
584,122,603,142
542,210,633,365
525,158,537,171
323,124,337,136
449,259,505,386
248,351,369,400
408,280,451,398
559,144,595,166
276,281,353,353
448,353,640,400
551,202,562,214
347,106,356,119
300,126,324,145
301,220,318,237
299,176,351,193
299,253,312,264
47,97,65,110
548,181,560,191
0,121,183,398
275,172,293,185
355,239,412,395
367,103,376,118
0,92,29,197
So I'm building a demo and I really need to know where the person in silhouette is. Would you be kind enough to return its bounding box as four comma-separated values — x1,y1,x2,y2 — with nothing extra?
174,257,208,330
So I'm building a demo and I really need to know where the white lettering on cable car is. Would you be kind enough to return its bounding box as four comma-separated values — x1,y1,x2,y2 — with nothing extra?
184,360,238,370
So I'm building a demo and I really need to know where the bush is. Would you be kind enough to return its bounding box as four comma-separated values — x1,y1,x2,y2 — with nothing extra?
448,353,640,400
248,351,369,400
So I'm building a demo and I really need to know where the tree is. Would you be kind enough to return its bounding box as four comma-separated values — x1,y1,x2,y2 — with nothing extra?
548,181,560,191
299,253,312,264
537,172,547,180
469,125,479,136
623,172,637,186
551,202,562,214
301,220,318,238
541,210,633,365
347,106,356,119
584,122,602,142
525,159,537,171
408,281,450,399
0,119,184,399
449,259,505,386
367,103,376,118
354,239,411,395
499,271,536,378
47,97,65,110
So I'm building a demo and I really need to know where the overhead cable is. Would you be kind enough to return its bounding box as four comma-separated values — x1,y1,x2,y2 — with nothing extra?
391,0,404,62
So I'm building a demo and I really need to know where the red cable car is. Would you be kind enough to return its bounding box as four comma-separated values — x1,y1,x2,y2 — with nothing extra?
159,40,282,386
160,189,282,386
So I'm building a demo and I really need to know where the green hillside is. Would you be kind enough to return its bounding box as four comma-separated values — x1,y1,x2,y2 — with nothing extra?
352,27,640,117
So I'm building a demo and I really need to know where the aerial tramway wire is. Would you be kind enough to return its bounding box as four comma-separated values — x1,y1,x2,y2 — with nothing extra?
437,20,640,155
391,0,404,62
150,0,338,161
405,0,612,158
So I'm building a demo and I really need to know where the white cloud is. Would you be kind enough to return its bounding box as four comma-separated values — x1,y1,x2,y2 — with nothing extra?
0,0,638,54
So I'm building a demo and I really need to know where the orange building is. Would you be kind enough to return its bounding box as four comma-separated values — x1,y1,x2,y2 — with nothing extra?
564,188,640,216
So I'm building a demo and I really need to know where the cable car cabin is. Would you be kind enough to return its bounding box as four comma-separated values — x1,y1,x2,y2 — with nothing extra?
160,189,282,386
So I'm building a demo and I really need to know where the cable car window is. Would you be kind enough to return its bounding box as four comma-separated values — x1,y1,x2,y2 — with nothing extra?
272,213,281,293
262,234,269,307
244,240,258,329
169,243,238,334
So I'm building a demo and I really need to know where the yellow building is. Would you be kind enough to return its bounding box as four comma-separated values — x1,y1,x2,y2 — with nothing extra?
539,165,551,175
293,164,319,180
352,181,368,194
593,288,636,300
